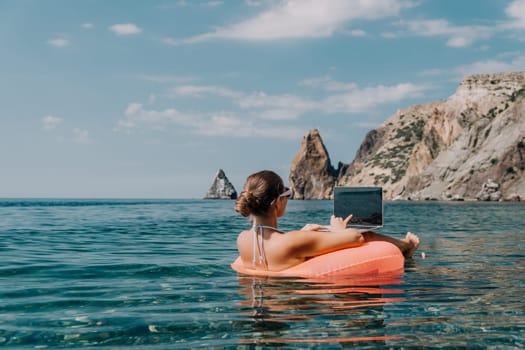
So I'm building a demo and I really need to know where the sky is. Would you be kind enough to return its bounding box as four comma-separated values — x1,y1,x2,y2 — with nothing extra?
1,0,524,198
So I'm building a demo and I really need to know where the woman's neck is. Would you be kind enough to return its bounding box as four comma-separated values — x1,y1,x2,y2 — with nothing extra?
252,215,278,228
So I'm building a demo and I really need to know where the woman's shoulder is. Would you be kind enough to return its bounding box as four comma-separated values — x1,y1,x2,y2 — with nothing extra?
237,229,252,241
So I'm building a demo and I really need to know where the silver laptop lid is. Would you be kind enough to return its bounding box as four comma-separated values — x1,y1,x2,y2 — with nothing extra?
333,187,383,230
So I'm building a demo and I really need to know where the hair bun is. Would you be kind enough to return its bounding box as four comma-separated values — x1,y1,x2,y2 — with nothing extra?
235,170,284,217
234,190,259,217
245,191,260,207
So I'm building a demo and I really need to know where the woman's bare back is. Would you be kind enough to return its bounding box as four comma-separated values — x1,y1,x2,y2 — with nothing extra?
237,228,307,271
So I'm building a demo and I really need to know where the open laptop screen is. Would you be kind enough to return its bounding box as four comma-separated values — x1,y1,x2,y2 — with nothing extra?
333,187,383,229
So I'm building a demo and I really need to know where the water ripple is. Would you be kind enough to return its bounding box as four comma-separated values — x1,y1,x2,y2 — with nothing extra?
0,199,523,348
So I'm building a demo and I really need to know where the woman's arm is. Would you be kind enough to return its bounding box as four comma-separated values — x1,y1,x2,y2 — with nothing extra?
293,215,421,259
288,215,365,258
287,228,364,258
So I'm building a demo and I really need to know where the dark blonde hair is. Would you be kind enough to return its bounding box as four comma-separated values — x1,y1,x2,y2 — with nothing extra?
234,170,285,217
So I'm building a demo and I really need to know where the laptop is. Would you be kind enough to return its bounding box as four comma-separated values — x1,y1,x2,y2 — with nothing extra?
333,187,383,230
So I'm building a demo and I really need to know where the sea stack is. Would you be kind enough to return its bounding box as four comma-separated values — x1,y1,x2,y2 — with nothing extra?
287,72,524,201
289,129,338,199
204,169,238,199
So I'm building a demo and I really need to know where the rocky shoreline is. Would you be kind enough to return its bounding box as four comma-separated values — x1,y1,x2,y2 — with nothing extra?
288,72,525,201
206,72,524,201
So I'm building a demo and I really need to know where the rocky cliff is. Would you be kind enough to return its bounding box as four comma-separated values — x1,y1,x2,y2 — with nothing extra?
204,169,238,199
289,129,338,199
290,72,525,201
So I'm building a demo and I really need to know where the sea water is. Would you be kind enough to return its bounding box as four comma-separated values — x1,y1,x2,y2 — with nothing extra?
0,199,523,349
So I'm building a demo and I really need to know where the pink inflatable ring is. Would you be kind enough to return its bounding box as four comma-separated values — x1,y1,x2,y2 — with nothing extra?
231,241,404,278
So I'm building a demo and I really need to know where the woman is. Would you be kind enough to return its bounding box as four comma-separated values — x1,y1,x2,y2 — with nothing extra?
235,170,420,272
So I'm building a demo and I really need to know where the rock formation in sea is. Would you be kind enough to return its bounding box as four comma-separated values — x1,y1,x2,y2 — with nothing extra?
204,169,238,199
290,72,525,201
289,129,339,199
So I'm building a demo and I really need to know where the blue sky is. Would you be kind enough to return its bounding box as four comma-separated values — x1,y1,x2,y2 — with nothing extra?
1,0,524,198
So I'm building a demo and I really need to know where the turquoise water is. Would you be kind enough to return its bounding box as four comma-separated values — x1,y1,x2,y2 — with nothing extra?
0,199,523,349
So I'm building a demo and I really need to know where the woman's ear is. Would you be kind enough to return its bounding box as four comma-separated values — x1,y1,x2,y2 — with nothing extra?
274,196,286,217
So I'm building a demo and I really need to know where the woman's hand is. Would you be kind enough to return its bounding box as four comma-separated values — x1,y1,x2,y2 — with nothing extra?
301,223,325,231
329,214,353,231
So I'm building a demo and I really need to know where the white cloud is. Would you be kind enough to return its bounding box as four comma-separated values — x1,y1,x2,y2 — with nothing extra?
237,91,316,111
389,1,525,48
168,79,427,118
169,84,316,120
194,113,304,138
322,83,428,114
157,0,225,9
381,31,397,38
350,29,367,37
201,1,223,7
244,0,278,7
299,76,429,114
192,113,246,136
42,115,63,130
446,36,471,48
245,0,264,6
255,108,303,120
169,85,242,98
299,76,332,88
418,52,525,79
47,37,69,48
118,76,428,139
457,60,515,75
477,45,491,52
300,77,426,116
148,94,156,104
117,102,188,131
242,93,316,121
299,76,358,91
505,0,525,28
456,54,525,76
395,19,493,48
124,78,427,136
178,0,414,44
73,128,91,144
115,102,303,138
162,37,178,46
81,22,94,29
109,23,142,36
